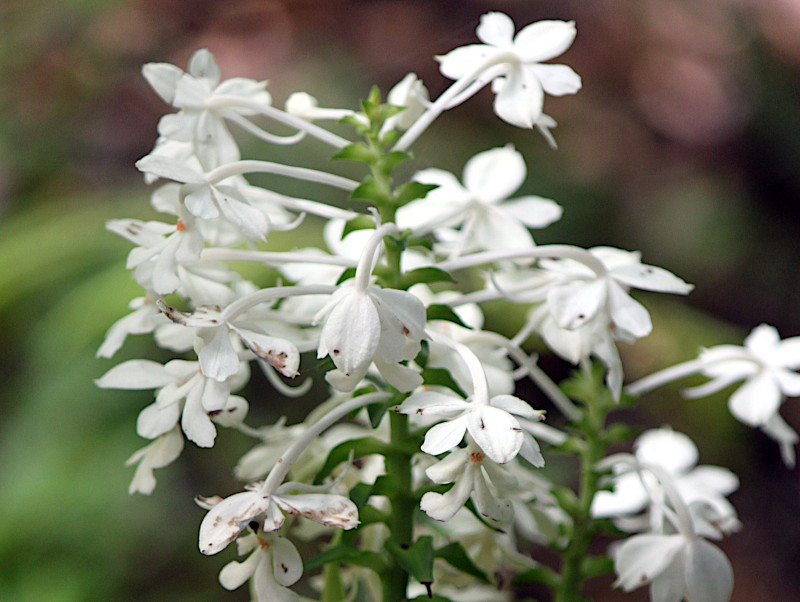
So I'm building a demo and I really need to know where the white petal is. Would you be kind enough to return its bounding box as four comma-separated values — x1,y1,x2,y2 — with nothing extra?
476,12,515,47
501,196,563,228
473,466,514,522
95,359,172,390
728,372,782,426
744,323,780,353
135,155,205,184
467,406,523,464
547,279,607,331
513,20,577,62
436,44,497,81
425,448,469,484
420,469,474,521
396,390,469,416
320,291,380,377
463,146,525,204
188,48,220,84
493,68,544,128
142,62,183,104
214,185,270,241
472,205,535,251
607,280,652,338
253,555,300,602
234,327,300,377
137,401,180,439
611,262,694,295
182,383,217,447
591,472,648,518
271,537,303,587
211,395,249,428
528,63,582,96
219,551,260,590
199,491,270,555
373,358,423,393
370,287,427,341
683,539,734,602
490,394,541,419
199,326,241,382
273,493,358,530
185,186,219,219
613,534,686,591
635,428,698,475
422,415,469,456
126,427,184,495
517,433,545,467
761,414,798,468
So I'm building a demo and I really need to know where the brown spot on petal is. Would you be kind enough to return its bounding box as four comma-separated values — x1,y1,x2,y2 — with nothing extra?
469,452,484,464
332,349,340,356
176,219,187,231
401,326,410,336
281,563,288,573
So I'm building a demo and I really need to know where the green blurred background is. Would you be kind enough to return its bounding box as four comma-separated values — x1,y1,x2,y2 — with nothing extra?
2,0,800,599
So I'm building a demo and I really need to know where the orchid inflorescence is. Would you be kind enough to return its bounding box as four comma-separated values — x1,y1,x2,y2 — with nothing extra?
97,11,798,601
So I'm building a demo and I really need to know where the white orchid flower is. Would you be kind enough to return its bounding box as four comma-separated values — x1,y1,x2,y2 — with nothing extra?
436,12,581,129
397,146,562,256
143,49,271,168
420,440,516,523
124,426,184,495
218,531,303,602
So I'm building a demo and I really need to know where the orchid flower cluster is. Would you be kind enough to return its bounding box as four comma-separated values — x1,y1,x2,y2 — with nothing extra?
97,11,799,602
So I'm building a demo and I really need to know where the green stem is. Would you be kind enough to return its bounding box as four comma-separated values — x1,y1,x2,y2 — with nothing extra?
554,397,609,602
382,410,415,602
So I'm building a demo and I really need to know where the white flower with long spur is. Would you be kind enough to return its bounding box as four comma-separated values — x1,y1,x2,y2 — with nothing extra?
420,439,516,523
627,324,800,465
158,301,301,383
217,530,303,602
124,426,184,495
397,146,562,256
96,357,249,448
396,387,543,466
106,214,205,296
385,73,430,131
143,49,271,168
313,224,426,392
592,429,739,537
436,12,581,129
614,530,733,602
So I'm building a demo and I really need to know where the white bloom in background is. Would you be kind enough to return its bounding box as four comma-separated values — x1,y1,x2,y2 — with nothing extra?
628,324,800,465
313,283,426,392
198,483,358,556
135,155,271,241
125,426,184,495
688,324,800,427
218,531,302,602
106,215,205,296
143,49,270,167
613,530,734,602
397,146,562,255
592,429,739,537
420,440,516,523
437,12,581,128
396,388,544,465
385,73,430,131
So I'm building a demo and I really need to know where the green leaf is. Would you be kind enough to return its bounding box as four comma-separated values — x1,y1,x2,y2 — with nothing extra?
550,485,579,515
351,178,383,203
434,542,490,584
421,368,467,397
415,340,430,369
409,595,452,602
400,267,455,289
342,214,377,237
385,535,434,585
602,423,640,445
382,150,412,172
332,142,377,165
304,545,387,573
393,181,438,207
511,565,559,588
426,304,469,327
313,437,390,484
366,397,392,428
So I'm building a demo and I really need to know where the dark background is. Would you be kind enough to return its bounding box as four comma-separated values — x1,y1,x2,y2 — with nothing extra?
1,1,799,599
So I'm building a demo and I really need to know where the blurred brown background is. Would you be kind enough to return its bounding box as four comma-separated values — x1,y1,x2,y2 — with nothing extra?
1,0,800,600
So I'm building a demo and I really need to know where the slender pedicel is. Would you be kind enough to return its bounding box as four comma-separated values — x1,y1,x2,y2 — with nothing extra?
205,160,359,192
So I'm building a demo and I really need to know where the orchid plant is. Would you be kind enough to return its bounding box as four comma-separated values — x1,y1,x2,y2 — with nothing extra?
97,11,798,602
